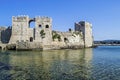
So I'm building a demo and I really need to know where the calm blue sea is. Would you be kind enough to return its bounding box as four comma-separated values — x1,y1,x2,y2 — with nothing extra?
0,46,120,80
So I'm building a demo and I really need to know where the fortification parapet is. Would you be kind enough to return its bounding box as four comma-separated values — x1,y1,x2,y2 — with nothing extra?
12,15,29,22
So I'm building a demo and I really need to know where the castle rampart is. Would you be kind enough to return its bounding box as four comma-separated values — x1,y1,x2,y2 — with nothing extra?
0,15,93,50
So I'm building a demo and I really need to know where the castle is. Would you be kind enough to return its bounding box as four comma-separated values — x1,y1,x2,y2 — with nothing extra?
0,15,93,50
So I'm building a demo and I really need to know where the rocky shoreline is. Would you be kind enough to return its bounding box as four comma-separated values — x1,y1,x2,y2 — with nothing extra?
3,43,93,51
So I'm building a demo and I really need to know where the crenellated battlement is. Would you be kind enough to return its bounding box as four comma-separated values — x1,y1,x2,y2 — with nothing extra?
35,16,52,22
12,15,29,22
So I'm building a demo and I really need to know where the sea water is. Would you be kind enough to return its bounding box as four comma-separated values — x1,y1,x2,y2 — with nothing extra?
0,46,120,80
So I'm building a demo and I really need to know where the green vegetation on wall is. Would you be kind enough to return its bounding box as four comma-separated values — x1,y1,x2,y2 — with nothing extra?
52,31,61,41
40,30,46,38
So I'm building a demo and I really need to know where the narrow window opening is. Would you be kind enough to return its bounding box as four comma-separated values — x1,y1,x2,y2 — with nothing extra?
30,37,33,42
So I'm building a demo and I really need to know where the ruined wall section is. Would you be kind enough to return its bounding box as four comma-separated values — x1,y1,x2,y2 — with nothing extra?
0,27,11,43
75,22,85,33
0,27,6,43
61,32,84,46
9,16,29,44
51,31,84,49
28,18,35,42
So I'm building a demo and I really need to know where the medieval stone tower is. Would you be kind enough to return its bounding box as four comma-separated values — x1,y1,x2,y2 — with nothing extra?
9,15,52,45
35,16,52,45
9,15,29,43
75,21,93,47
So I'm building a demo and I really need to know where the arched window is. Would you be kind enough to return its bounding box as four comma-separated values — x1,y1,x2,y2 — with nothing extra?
29,19,35,28
64,38,68,42
46,25,49,28
29,21,35,28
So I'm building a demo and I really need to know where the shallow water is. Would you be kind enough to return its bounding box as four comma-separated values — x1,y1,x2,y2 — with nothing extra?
0,46,120,80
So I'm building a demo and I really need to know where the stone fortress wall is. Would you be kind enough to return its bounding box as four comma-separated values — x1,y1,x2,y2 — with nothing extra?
75,21,93,47
0,26,11,43
0,15,93,50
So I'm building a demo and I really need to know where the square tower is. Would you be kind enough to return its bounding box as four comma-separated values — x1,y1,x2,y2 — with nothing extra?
9,15,29,43
75,21,93,47
35,16,52,45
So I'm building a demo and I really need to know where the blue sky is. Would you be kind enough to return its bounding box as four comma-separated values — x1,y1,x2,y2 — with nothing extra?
0,0,120,40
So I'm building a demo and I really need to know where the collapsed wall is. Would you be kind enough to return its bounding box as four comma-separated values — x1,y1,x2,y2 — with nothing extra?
50,31,84,49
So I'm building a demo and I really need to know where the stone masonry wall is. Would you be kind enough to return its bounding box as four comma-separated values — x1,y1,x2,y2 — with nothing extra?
75,21,93,47
9,16,29,43
0,15,93,50
35,17,52,45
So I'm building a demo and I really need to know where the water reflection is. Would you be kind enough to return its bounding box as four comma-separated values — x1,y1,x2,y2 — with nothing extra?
0,48,93,80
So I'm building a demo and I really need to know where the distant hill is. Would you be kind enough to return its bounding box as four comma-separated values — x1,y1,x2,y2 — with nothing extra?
103,40,120,42
94,40,120,44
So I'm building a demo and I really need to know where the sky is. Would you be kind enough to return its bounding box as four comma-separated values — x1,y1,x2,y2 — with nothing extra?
0,0,120,40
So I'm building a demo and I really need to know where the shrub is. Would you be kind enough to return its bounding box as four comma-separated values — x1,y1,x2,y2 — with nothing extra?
52,31,61,41
40,30,46,38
